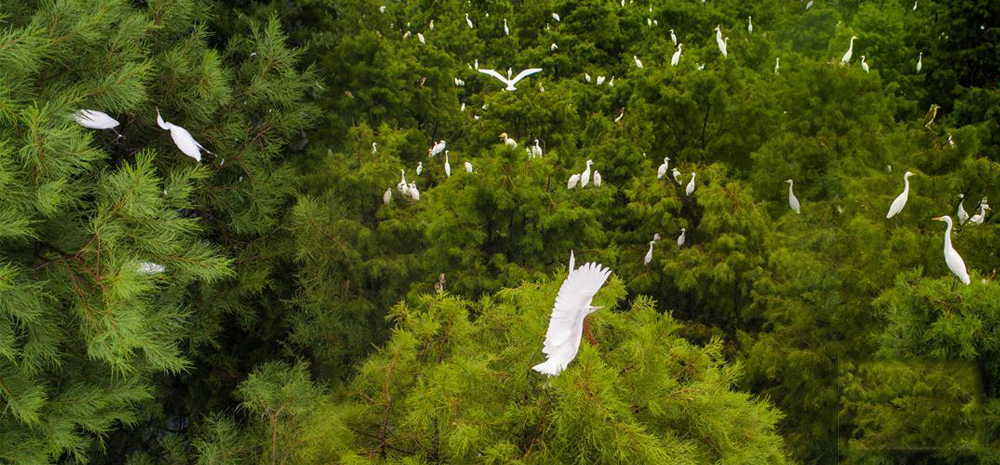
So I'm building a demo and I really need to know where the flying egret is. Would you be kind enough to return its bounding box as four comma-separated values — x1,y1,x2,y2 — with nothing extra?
670,29,677,45
409,182,420,200
931,215,970,287
861,55,870,73
677,228,686,248
657,157,670,179
671,44,682,66
596,75,606,85
916,52,922,73
568,173,580,189
644,240,655,265
503,18,509,36
581,160,593,187
138,262,165,274
775,57,780,74
886,171,915,219
957,194,970,224
787,179,801,214
73,109,120,130
444,151,451,177
748,16,753,34
500,132,518,148
429,140,446,157
552,12,560,21
416,161,423,176
478,68,543,91
532,261,613,376
969,203,990,225
465,13,474,29
633,55,643,69
464,161,473,173
156,109,211,162
686,172,696,196
841,36,858,65
923,104,940,129
383,187,392,205
593,171,602,187
530,139,543,159
672,168,682,184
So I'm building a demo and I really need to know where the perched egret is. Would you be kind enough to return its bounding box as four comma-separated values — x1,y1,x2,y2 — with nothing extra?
138,262,165,274
465,13,474,29
644,241,655,265
957,194,970,225
672,168,682,184
503,18,509,36
585,73,592,83
551,43,558,51
454,77,465,86
633,55,643,69
530,139,543,159
913,0,918,10
841,36,858,65
409,182,420,200
444,151,452,177
372,141,378,153
581,160,593,187
384,187,392,205
748,16,753,34
931,215,971,286
500,132,518,148
156,109,211,162
677,228,686,248
614,107,625,123
916,52,923,73
416,161,423,176
429,140,446,157
715,26,728,57
786,179,801,214
478,68,543,91
657,157,670,179
532,261,613,376
948,134,955,147
608,76,615,87
923,104,940,129
552,12,560,21
596,75,606,85
969,204,991,225
670,29,678,45
671,44,682,66
380,5,386,13
464,161,473,173
403,31,411,40
417,32,425,44
886,171,915,219
686,172,696,196
774,57,780,74
593,171,602,187
861,55,870,73
461,103,466,112
806,0,814,9
568,173,581,189
429,20,434,30
398,169,408,192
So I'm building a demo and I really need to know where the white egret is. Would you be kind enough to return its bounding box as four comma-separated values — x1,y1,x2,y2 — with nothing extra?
633,55,643,69
478,68,543,91
608,76,615,87
886,171,915,219
686,172,696,196
916,52,922,73
461,103,466,112
429,20,434,30
532,261,613,376
913,0,918,10
948,134,955,147
552,12,560,21
585,73,592,83
957,194,969,225
409,182,420,201
644,240,655,265
677,228,686,248
417,33,425,44
137,262,165,274
931,215,970,286
466,13,474,29
924,104,940,129
380,5,385,13
416,161,423,176
429,140,446,157
841,36,858,65
503,18,509,36
806,0,814,9
156,109,211,162
786,179,801,214
398,169,408,193
73,109,120,130
593,171,602,187
775,57,781,74
474,59,479,70
672,168,682,184
530,139,543,159
670,29,677,45
454,77,465,86
569,250,575,272
596,75,606,85
969,203,990,225
581,160,593,187
748,16,753,34
715,26,727,57
671,44,682,66
384,187,392,205
657,157,670,179
551,43,558,51
372,141,378,153
500,132,518,148
444,151,451,177
614,107,625,123
403,31,411,40
464,161,473,173
861,55,870,73
568,173,581,189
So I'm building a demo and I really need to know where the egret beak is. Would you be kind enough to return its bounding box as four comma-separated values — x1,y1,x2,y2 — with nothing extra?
932,216,945,221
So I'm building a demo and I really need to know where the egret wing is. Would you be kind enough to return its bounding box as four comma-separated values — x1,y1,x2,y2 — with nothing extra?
510,68,543,84
478,69,510,86
541,262,611,351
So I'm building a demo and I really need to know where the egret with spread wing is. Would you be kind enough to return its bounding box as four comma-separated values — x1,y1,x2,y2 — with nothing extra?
478,68,543,91
533,261,613,376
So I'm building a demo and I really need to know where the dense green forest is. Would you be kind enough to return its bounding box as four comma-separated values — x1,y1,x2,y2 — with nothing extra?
2,0,999,463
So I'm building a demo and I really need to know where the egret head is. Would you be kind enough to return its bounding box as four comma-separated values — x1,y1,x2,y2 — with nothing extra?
851,35,858,41
861,55,866,60
904,171,915,178
680,227,686,233
499,132,508,141
958,194,965,199
586,159,593,166
670,29,675,33
786,179,793,184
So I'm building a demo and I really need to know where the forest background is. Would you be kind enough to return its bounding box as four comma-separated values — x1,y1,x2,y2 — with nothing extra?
2,0,999,463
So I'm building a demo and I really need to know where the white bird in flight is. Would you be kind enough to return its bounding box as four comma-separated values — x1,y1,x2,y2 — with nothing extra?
532,261,613,376
886,171,915,219
686,172,696,196
672,44,682,66
156,109,211,162
786,179,801,214
581,160,593,187
677,228,686,248
931,215,970,286
478,68,543,91
841,36,858,65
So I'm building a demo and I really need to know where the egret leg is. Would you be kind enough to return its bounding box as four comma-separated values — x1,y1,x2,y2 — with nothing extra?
951,276,957,292
583,318,597,346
